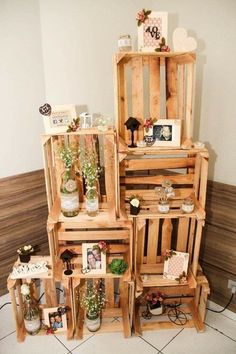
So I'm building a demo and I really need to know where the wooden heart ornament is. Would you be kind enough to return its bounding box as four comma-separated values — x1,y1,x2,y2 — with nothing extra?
39,103,51,116
172,28,197,52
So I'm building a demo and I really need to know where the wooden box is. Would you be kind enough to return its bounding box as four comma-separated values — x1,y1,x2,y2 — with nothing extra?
42,128,119,220
114,52,196,145
7,256,74,342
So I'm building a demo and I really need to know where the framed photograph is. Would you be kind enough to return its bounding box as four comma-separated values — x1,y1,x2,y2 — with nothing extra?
41,104,77,134
43,307,67,332
152,119,181,147
163,251,189,280
138,12,168,52
82,243,106,274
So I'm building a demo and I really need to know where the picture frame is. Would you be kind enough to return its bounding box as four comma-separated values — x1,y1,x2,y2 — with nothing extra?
152,119,181,147
42,104,77,134
43,307,67,332
82,243,106,274
138,12,168,52
163,251,189,280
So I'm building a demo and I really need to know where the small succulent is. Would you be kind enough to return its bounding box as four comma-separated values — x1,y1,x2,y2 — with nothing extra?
109,259,128,275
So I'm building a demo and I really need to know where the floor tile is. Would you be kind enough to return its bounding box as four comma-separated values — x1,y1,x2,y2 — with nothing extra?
207,300,236,321
205,310,236,341
71,332,158,354
0,295,16,340
162,327,236,354
0,331,69,354
141,327,182,351
54,333,94,351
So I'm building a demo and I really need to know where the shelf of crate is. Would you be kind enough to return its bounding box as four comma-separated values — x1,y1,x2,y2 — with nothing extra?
8,256,53,280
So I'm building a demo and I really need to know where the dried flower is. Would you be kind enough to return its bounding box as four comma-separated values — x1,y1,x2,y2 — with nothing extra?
155,37,170,52
21,284,30,297
163,249,176,261
145,292,163,304
136,9,151,26
155,180,175,202
59,145,78,169
130,198,140,207
93,241,107,255
17,245,34,255
79,150,100,188
143,118,157,132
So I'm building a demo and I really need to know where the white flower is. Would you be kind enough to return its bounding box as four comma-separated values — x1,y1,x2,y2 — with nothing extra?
21,284,30,296
130,198,140,207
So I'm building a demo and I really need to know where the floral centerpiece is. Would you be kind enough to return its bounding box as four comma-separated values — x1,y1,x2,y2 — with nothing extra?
129,195,140,215
17,245,34,263
145,291,164,315
80,282,106,331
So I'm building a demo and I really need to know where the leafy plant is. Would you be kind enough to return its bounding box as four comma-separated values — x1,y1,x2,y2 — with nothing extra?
109,259,128,275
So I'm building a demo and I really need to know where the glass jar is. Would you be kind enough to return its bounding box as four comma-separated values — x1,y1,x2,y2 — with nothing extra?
181,198,194,213
118,35,132,52
60,167,79,217
23,298,41,335
86,186,99,217
158,200,170,213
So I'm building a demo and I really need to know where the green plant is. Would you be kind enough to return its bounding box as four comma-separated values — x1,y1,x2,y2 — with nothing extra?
59,145,78,169
109,259,128,275
79,149,100,188
80,283,106,317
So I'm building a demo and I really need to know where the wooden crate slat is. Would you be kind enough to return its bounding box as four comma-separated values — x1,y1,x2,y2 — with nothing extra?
131,56,144,141
149,57,160,118
185,63,195,139
147,219,159,263
121,173,194,186
199,154,209,208
125,157,195,171
105,278,115,308
58,230,130,241
125,188,194,201
166,58,178,119
104,135,117,220
161,218,172,253
176,218,190,252
178,64,186,125
136,224,145,266
43,278,58,307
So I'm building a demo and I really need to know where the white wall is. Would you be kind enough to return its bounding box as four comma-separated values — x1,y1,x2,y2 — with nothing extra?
0,0,45,178
1,0,235,185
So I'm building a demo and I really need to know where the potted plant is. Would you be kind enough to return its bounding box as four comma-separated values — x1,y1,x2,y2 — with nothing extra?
129,195,140,215
145,291,164,315
109,259,128,275
17,245,34,263
80,282,106,332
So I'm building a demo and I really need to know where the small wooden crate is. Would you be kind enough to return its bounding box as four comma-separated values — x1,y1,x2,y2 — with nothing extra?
114,52,196,145
7,257,74,342
42,128,119,220
71,277,133,338
134,268,210,334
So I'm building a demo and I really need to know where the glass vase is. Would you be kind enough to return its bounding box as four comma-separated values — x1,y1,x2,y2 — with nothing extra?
60,167,79,217
23,298,41,335
85,185,99,217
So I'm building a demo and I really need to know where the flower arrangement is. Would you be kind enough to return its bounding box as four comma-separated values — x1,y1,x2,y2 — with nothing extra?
67,117,80,132
59,145,78,169
155,37,170,52
109,259,128,275
155,179,175,202
163,249,177,261
145,291,163,305
92,241,107,255
17,245,34,255
79,150,101,188
136,9,151,26
80,283,106,318
143,118,157,133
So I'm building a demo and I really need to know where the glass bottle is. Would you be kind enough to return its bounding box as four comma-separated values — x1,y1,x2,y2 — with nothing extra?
23,298,41,335
85,185,99,217
60,167,79,217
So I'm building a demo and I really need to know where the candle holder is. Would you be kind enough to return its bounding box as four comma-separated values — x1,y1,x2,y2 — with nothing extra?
124,117,141,147
60,249,77,275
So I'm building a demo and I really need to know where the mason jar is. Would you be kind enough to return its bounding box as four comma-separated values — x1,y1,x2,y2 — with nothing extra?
118,35,132,52
158,200,170,213
181,198,194,213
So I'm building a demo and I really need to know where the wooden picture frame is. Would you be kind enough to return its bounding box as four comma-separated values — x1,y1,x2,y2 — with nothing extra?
42,104,77,134
163,251,189,280
138,12,168,52
152,119,181,147
43,307,67,332
82,243,106,274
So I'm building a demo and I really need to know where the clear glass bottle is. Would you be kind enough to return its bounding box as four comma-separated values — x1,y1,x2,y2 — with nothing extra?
23,298,41,335
181,197,194,213
158,200,170,213
85,185,99,217
118,35,132,52
60,167,79,217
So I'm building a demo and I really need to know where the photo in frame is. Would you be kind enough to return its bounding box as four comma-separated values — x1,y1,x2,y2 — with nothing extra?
42,104,77,134
138,12,168,52
82,243,106,274
43,307,67,332
152,119,181,147
163,251,189,280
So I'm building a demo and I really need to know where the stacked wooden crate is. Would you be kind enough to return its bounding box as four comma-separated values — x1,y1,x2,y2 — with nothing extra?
114,52,210,333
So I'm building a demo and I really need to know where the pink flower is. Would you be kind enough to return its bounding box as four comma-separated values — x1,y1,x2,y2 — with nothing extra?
136,10,145,22
98,241,107,251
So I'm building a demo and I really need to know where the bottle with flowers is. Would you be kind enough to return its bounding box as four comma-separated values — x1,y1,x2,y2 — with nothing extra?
21,283,41,335
79,149,101,217
59,145,79,217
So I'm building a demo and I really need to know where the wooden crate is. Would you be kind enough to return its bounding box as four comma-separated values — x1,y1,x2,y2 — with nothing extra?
114,52,196,145
72,277,133,338
7,257,74,342
119,148,209,219
134,269,210,334
42,128,119,220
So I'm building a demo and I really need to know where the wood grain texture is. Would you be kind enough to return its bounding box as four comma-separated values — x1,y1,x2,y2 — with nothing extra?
0,170,48,295
200,181,236,312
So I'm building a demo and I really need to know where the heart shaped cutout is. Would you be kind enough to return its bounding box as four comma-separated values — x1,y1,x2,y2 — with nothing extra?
173,28,197,52
39,103,51,116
